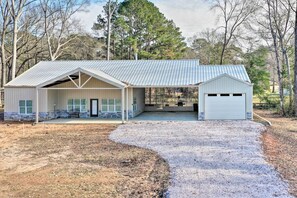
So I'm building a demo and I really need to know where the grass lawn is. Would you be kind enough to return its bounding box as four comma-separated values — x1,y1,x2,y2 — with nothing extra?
255,109,297,197
0,122,169,197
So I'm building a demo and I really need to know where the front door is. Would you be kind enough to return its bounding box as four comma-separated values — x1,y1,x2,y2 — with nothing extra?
90,99,98,117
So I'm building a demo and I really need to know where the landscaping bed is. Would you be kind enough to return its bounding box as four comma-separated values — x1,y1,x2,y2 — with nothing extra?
0,123,169,197
255,109,297,197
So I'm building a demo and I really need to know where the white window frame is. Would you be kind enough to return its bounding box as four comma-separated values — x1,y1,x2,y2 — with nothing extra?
101,98,121,112
19,100,33,115
67,99,87,112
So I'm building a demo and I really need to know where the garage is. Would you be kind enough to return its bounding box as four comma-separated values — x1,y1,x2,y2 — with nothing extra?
205,93,246,120
198,73,253,121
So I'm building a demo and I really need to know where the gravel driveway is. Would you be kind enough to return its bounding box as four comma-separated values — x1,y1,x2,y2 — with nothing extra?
110,121,293,198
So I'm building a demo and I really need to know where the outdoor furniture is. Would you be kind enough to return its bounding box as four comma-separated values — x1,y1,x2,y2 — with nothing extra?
177,101,184,106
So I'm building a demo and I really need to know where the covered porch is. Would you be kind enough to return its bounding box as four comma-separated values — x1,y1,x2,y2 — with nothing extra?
35,68,132,123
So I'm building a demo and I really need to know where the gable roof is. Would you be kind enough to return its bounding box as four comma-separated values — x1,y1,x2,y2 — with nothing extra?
36,67,126,88
5,60,251,87
199,73,252,87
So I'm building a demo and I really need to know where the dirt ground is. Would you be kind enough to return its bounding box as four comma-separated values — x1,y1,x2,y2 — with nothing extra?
0,122,169,198
255,109,297,197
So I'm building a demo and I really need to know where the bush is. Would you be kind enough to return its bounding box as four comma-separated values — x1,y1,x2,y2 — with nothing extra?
258,93,279,108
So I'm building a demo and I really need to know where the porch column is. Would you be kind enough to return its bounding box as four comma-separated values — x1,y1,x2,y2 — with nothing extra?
121,88,125,123
126,88,129,121
35,88,39,123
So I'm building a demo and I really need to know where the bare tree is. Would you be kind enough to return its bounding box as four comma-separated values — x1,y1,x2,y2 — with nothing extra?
210,0,258,64
93,0,118,60
277,0,294,110
40,0,89,61
106,0,117,60
0,0,11,86
288,0,297,115
8,0,35,80
266,0,287,115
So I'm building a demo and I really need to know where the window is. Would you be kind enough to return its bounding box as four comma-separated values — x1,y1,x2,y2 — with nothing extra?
233,94,243,96
133,97,138,111
109,99,115,112
220,94,230,97
115,99,121,112
208,94,217,97
19,100,32,114
81,99,87,112
102,99,121,112
67,99,87,112
102,99,108,112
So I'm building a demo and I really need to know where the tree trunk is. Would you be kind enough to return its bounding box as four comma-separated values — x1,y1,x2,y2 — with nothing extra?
107,0,111,61
294,5,297,116
107,17,111,60
272,35,286,115
220,25,228,65
272,78,275,93
134,52,138,60
283,49,293,108
279,33,293,110
1,27,7,87
220,44,226,65
11,21,18,80
267,0,285,115
1,41,6,87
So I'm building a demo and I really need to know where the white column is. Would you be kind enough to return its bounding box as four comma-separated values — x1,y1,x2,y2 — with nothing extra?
121,88,125,123
35,88,39,123
126,88,129,121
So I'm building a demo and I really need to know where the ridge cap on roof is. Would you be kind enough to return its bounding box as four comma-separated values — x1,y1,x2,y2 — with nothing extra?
200,73,251,86
199,64,244,66
39,59,198,62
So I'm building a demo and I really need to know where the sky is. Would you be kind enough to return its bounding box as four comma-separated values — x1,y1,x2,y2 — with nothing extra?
74,0,217,39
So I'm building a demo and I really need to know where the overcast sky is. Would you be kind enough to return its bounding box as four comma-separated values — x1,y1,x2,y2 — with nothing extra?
75,0,217,39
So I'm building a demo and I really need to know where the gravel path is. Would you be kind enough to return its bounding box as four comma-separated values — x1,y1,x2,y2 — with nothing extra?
110,121,293,198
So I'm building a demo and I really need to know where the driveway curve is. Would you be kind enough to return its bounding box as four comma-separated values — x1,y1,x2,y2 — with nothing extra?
110,121,292,198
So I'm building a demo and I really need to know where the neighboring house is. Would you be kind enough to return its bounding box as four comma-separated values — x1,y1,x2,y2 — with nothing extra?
4,60,253,123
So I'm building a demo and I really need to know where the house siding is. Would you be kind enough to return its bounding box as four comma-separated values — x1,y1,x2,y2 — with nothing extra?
4,88,48,121
198,76,253,120
133,88,145,117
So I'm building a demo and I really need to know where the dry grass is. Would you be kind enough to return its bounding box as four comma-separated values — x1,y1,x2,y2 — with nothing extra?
255,109,297,197
0,122,169,198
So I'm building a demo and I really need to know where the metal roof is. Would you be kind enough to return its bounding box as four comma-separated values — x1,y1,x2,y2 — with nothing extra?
5,60,251,87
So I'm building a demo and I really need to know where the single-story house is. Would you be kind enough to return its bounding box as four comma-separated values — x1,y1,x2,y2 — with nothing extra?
4,60,253,123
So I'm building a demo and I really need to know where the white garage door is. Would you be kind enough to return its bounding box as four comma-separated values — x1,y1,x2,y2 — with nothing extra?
205,93,246,120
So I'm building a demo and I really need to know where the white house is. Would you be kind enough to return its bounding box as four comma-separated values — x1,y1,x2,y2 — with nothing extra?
4,60,253,123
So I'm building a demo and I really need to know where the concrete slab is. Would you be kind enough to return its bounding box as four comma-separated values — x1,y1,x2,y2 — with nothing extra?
43,118,122,124
132,112,198,121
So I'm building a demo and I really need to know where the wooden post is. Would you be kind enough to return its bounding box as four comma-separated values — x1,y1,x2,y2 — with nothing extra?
149,88,152,104
79,71,81,88
35,88,39,123
126,88,129,121
121,88,125,123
